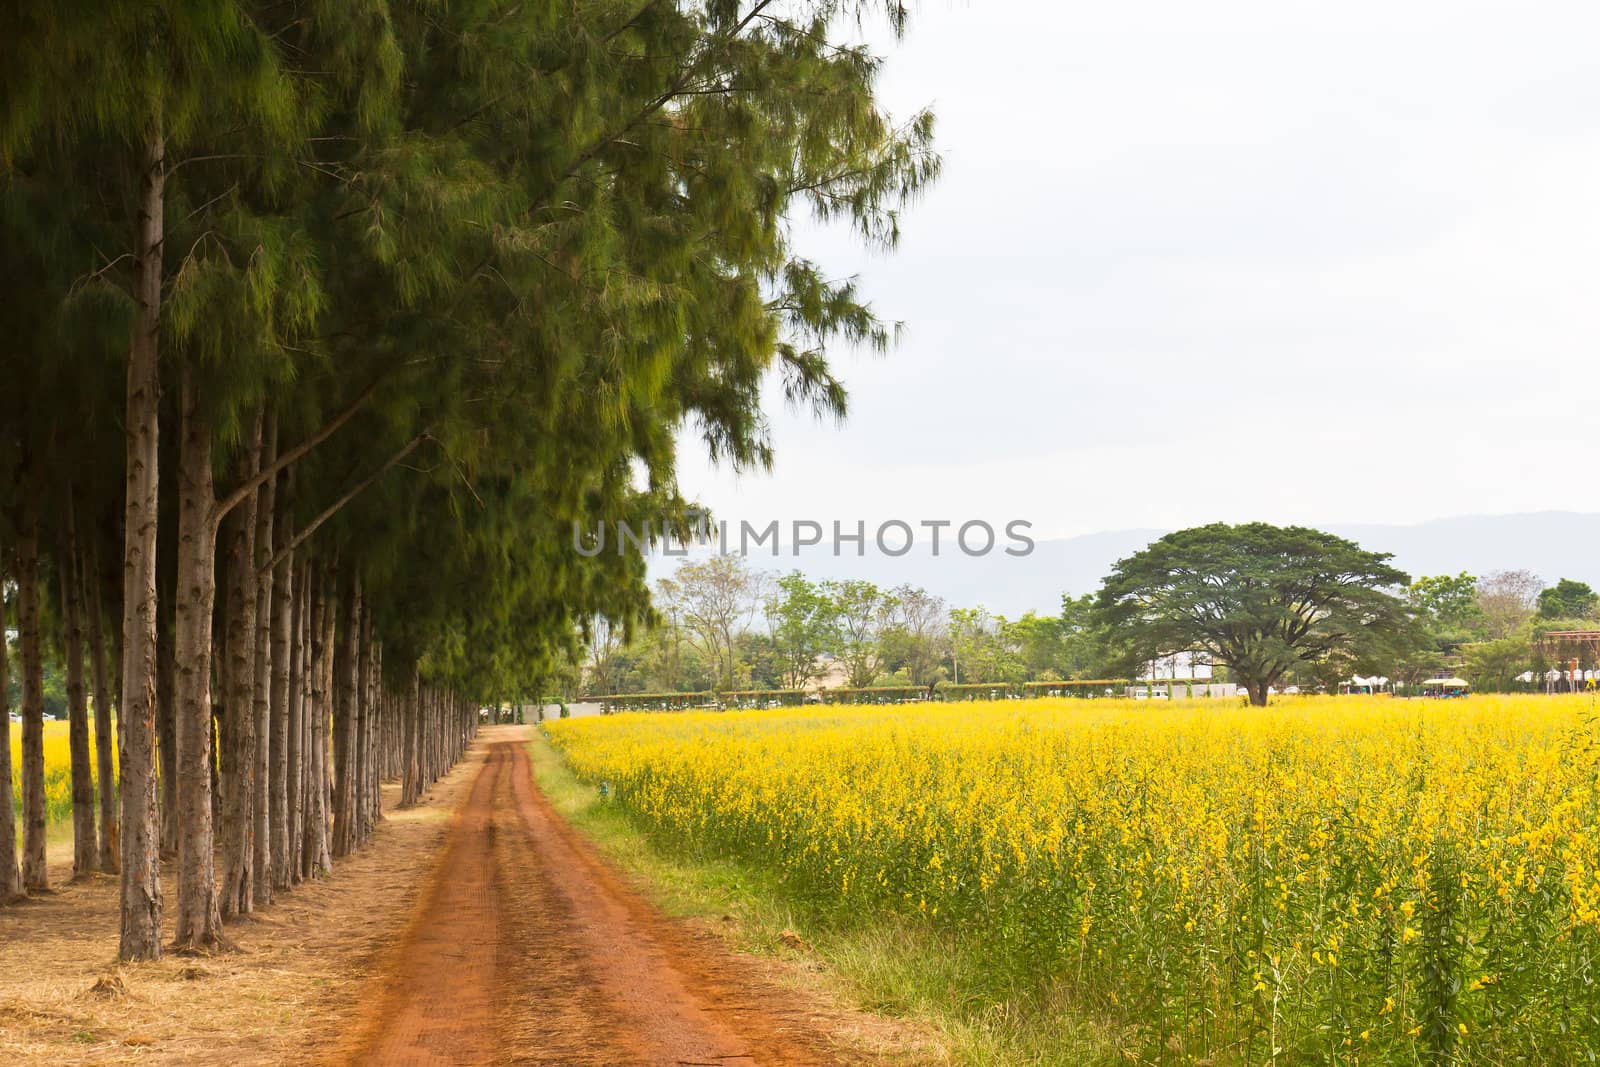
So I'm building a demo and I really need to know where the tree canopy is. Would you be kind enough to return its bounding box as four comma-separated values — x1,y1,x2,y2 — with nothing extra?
1537,578,1598,621
0,0,937,959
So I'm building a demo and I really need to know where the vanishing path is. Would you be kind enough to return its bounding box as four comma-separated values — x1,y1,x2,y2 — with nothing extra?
348,731,842,1066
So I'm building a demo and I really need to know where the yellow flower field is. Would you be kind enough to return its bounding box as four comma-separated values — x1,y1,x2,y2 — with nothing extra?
548,695,1600,1062
8,719,117,825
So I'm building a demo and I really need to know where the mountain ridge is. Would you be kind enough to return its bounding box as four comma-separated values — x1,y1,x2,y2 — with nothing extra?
644,511,1600,619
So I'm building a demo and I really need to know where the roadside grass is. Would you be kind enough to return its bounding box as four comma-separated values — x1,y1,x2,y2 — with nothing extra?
527,730,1128,1066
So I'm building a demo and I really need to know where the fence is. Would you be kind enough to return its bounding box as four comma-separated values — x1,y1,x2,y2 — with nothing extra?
1125,681,1238,700
588,680,1142,711
817,686,929,705
940,680,1130,701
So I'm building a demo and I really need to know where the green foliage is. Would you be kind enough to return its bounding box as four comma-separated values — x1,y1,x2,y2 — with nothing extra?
764,572,839,689
1407,572,1486,642
947,606,1022,684
877,584,946,687
1537,578,1597,620
4,638,66,720
823,578,888,688
2,0,941,708
1003,611,1065,679
1419,840,1465,1064
733,631,784,690
1462,637,1536,692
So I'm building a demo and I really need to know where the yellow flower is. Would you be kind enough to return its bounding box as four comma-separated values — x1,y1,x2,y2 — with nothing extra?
544,694,1600,1056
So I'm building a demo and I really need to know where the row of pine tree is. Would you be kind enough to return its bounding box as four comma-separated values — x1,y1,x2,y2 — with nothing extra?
0,1,933,959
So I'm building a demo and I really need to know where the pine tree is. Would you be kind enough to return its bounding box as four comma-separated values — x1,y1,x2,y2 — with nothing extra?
0,537,22,901
85,538,120,873
0,0,935,959
57,494,99,877
13,512,49,892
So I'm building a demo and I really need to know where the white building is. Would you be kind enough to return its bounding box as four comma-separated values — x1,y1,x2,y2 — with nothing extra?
1137,650,1213,681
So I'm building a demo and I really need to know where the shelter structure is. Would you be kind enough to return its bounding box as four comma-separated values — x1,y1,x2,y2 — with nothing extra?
1534,629,1600,692
1416,676,1470,698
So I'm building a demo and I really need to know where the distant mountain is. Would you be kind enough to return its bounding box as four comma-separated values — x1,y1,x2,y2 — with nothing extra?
645,512,1600,619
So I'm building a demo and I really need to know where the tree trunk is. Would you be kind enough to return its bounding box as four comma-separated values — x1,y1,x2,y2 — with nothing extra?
315,571,336,873
251,412,276,906
369,641,383,829
353,612,373,845
429,687,439,789
286,560,307,883
171,370,226,952
429,687,441,787
157,614,178,858
117,128,166,958
269,477,294,891
303,569,333,878
400,665,420,808
431,687,442,788
299,572,319,880
0,536,23,902
218,411,261,920
331,575,360,858
86,542,120,873
58,501,99,878
15,517,50,893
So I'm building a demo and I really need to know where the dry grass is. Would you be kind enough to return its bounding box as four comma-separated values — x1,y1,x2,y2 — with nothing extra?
0,736,491,1066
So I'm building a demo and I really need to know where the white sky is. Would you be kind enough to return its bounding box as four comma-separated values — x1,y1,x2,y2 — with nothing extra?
676,1,1600,540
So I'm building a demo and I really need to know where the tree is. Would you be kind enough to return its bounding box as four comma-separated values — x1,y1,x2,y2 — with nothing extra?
1537,578,1597,621
582,616,627,696
1056,593,1134,680
0,0,938,963
734,632,784,690
1401,572,1485,682
1096,523,1415,706
1407,573,1485,638
765,572,838,690
0,545,21,900
13,521,48,890
666,557,761,692
57,501,98,878
947,606,1022,684
1006,612,1065,679
824,579,888,688
1463,637,1535,692
879,585,947,688
84,540,119,874
1477,570,1543,640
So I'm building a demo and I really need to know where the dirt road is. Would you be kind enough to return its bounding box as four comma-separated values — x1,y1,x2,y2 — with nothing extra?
347,731,850,1066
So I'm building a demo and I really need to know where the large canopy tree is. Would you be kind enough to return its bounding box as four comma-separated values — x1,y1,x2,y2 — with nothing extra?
1096,523,1416,706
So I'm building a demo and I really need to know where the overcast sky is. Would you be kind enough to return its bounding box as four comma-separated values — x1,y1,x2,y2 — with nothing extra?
675,1,1600,542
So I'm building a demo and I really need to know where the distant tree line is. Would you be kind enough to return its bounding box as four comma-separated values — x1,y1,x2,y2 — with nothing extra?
575,525,1600,705
577,556,1147,698
1403,570,1600,691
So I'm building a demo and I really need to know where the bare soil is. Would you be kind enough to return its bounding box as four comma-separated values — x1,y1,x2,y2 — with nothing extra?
2,727,937,1066
343,736,914,1065
0,732,483,1064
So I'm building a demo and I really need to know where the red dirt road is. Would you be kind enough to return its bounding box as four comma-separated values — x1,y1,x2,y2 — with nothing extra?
346,733,852,1066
